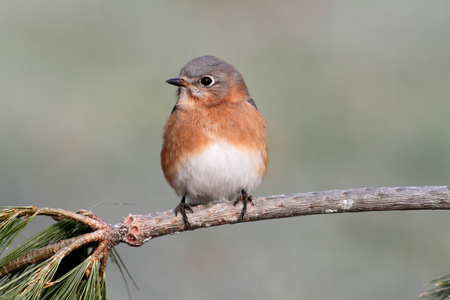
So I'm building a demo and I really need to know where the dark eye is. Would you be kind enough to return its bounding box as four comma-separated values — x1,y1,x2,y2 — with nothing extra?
200,76,214,87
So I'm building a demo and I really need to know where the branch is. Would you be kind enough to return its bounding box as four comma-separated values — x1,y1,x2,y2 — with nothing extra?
119,186,450,244
1,186,450,299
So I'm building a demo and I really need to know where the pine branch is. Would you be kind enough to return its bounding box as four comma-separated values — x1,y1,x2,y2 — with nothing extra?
117,185,450,244
1,186,449,299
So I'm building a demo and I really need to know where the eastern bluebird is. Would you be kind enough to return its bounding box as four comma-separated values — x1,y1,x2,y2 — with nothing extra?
161,55,268,228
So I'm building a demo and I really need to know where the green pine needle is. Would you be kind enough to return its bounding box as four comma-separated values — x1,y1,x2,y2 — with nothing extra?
41,259,91,299
78,260,107,300
420,272,450,299
0,257,60,299
0,210,37,257
23,256,64,300
41,259,107,300
0,208,99,299
0,218,89,267
0,256,108,299
110,248,138,299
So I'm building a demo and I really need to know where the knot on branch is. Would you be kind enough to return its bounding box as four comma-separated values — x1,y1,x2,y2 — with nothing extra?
117,214,152,246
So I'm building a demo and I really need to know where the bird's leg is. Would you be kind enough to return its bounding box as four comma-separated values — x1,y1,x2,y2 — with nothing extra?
174,195,193,229
234,189,254,220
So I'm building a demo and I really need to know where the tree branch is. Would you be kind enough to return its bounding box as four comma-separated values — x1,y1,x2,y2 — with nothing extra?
1,186,449,278
119,185,450,245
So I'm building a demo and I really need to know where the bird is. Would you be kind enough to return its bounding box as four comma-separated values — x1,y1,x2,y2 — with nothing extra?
161,55,268,228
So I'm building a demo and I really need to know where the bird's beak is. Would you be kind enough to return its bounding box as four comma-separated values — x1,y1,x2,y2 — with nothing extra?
166,77,186,87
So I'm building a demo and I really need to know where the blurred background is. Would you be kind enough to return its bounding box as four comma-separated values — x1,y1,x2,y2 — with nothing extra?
1,1,450,299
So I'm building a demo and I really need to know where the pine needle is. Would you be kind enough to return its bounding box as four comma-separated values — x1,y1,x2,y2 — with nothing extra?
78,260,107,300
0,209,95,299
110,248,138,300
420,272,450,299
41,258,104,300
0,256,108,299
0,257,61,299
0,210,37,257
0,219,88,267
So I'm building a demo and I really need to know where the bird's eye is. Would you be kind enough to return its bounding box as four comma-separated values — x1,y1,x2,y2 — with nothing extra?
200,76,214,87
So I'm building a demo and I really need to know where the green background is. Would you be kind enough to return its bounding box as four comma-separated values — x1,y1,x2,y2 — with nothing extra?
1,1,450,299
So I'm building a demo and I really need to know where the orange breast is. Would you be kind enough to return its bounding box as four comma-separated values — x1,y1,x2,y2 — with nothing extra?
161,100,268,187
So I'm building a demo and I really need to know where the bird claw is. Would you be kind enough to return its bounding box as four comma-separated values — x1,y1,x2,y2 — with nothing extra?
234,190,253,220
174,201,193,229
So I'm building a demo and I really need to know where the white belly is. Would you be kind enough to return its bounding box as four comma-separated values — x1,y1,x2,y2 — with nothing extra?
172,142,263,205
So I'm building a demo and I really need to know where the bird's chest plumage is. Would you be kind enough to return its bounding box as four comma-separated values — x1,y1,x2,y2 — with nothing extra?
161,102,267,205
173,141,263,204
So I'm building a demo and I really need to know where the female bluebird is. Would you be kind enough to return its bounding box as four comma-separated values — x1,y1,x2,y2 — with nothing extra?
161,55,268,228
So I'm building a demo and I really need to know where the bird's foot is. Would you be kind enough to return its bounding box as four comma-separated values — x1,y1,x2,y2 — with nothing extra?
174,200,193,229
234,189,254,220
